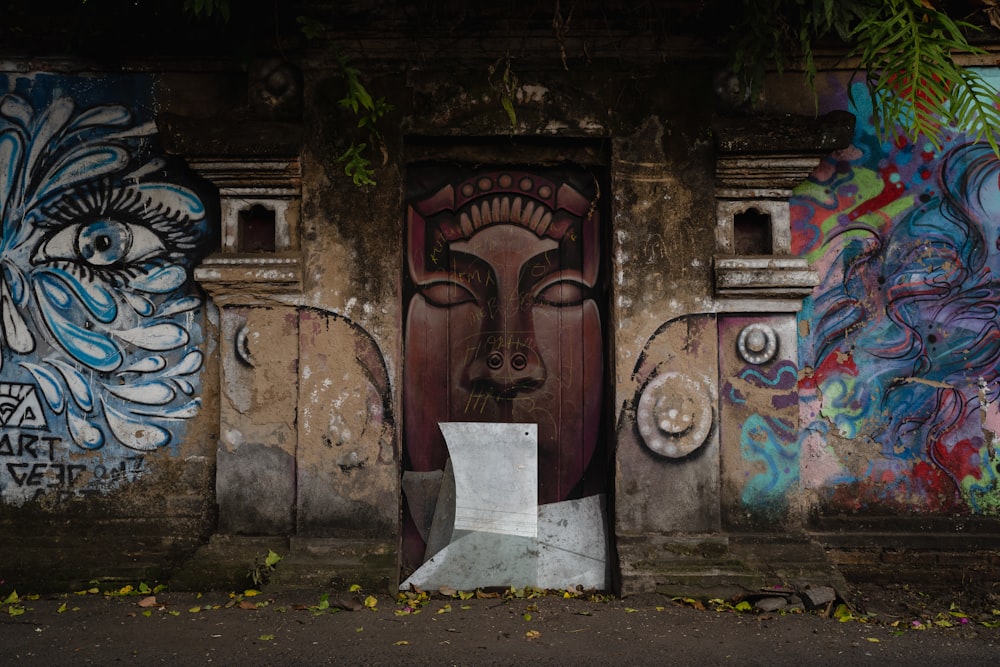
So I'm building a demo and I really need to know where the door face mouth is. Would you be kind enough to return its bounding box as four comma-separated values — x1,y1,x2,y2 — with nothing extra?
400,163,610,586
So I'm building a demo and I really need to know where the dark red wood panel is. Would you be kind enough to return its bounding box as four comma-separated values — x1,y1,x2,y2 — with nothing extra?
402,166,606,569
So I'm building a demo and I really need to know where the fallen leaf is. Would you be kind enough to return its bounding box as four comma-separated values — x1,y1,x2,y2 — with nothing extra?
57,602,67,613
866,637,880,643
259,634,275,641
137,596,158,608
439,586,457,597
364,595,378,610
525,630,541,640
189,606,202,613
238,601,257,610
394,640,409,646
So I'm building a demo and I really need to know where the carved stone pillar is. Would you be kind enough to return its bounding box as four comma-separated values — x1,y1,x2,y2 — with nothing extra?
712,112,854,528
160,90,305,534
191,158,304,534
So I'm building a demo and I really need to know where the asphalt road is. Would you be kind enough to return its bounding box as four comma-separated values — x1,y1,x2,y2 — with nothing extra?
2,584,998,666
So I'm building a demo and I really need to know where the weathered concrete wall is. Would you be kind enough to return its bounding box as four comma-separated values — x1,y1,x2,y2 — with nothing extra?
3,20,998,595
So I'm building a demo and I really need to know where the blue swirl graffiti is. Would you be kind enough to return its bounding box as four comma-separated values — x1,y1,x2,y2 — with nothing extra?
0,76,216,455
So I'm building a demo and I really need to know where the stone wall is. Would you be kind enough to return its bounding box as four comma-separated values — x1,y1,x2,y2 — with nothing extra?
1,7,998,595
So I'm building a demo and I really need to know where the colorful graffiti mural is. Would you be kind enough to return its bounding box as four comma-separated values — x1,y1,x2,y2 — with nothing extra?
401,165,607,570
0,74,217,501
793,74,1000,514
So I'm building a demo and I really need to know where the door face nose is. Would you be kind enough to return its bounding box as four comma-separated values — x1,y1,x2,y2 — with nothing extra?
465,332,546,399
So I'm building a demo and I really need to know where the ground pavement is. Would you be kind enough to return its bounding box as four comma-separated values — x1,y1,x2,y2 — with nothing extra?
2,582,999,665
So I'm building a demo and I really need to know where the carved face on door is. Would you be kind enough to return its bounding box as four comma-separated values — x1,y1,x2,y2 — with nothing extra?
404,168,605,508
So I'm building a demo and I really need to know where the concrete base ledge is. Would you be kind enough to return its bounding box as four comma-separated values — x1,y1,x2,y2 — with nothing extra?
617,532,847,599
168,535,397,593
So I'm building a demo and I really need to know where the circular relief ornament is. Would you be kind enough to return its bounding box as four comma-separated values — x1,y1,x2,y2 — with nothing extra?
636,372,713,458
737,323,778,365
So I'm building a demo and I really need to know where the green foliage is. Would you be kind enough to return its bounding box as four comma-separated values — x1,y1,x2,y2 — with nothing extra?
488,55,519,128
248,549,282,588
182,0,230,21
331,54,394,187
733,0,869,101
732,0,1000,154
851,0,1000,153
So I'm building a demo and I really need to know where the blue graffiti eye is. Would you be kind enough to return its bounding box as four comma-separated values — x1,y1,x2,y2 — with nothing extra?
78,219,131,266
38,218,166,270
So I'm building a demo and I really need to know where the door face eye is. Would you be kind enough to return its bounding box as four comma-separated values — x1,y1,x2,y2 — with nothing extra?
419,280,477,307
533,278,587,306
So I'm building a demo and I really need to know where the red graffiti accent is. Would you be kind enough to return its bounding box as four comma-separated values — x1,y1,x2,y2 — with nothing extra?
911,460,962,512
931,437,984,483
888,72,947,136
799,350,858,391
827,464,964,514
848,166,906,221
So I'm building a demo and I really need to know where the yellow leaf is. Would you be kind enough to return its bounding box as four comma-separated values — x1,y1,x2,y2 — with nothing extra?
364,595,378,609
141,610,152,617
349,584,362,592
866,637,880,643
525,630,541,640
2,591,18,604
394,640,409,646
243,589,260,597
259,634,275,641
189,606,202,613
437,604,452,614
57,602,67,613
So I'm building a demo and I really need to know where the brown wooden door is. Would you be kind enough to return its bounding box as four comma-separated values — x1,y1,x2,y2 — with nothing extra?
402,164,607,571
